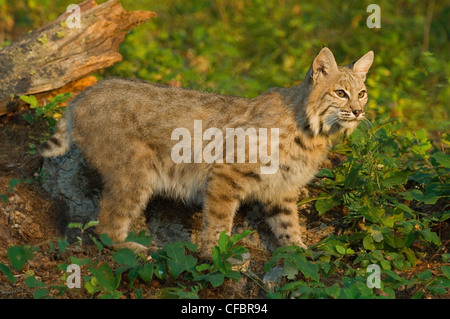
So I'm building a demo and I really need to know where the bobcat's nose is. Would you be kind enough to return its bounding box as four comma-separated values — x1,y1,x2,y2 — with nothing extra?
352,109,363,117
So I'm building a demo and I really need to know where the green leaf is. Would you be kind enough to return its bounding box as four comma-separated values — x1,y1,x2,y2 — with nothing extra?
346,248,355,255
89,234,103,252
441,266,450,280
229,230,253,246
420,228,440,245
335,245,346,255
90,263,120,291
380,259,391,270
405,230,419,248
363,235,375,250
125,230,152,246
344,163,363,188
370,250,384,262
113,248,137,268
49,92,72,105
211,246,221,265
83,220,99,230
315,198,340,215
296,259,320,282
422,193,439,205
68,222,83,229
85,277,100,294
403,248,417,267
154,262,167,280
416,269,432,281
371,230,384,243
401,189,421,201
99,233,114,246
381,171,409,189
69,256,90,266
218,231,229,254
164,242,197,279
8,178,24,192
8,246,27,271
195,263,212,272
22,113,36,125
127,267,140,286
361,207,385,223
194,273,224,288
412,291,424,299
225,270,242,281
325,283,341,299
432,152,450,168
160,286,200,299
383,269,403,282
20,95,38,108
279,280,304,292
296,195,331,207
316,168,333,178
0,263,16,283
380,215,395,228
138,263,154,282
283,258,300,280
441,211,450,222
99,291,122,299
25,276,46,288
33,289,49,299
265,246,301,272
57,238,69,252
384,235,404,248
0,193,8,203
427,286,447,295
57,263,69,272
396,203,412,214
183,241,198,253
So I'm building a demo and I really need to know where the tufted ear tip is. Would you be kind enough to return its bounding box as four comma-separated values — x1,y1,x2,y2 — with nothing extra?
309,47,338,82
352,51,374,75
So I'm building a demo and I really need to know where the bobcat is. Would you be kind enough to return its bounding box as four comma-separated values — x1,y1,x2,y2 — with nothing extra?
40,47,374,255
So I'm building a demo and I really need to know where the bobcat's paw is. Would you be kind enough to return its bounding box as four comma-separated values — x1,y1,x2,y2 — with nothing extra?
113,241,149,253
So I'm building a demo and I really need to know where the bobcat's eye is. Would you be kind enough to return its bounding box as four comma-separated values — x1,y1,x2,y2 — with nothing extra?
335,90,347,98
358,90,366,99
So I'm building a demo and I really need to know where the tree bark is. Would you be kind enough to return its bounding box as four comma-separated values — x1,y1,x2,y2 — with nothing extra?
0,0,156,116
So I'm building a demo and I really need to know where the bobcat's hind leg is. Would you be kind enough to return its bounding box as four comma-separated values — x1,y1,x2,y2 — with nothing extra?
96,176,153,252
263,195,307,249
95,148,157,252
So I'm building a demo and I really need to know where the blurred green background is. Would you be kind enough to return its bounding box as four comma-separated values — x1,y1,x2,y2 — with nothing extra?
1,0,448,132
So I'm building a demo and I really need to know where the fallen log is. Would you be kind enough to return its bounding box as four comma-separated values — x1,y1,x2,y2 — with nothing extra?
0,0,156,116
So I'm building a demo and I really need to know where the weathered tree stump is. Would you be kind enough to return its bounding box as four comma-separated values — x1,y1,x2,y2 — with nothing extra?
0,0,156,116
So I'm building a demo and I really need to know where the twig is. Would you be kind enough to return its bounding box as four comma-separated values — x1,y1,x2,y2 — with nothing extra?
430,238,450,261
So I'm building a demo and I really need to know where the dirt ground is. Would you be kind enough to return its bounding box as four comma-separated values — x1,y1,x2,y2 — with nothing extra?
0,111,448,299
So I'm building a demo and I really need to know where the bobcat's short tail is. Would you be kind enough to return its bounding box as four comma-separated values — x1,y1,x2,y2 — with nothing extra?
39,115,71,157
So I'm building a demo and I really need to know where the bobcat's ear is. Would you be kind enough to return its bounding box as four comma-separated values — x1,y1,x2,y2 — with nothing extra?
351,51,374,78
308,47,338,83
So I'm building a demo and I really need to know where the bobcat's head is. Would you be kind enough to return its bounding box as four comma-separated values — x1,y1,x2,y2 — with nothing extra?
303,47,374,136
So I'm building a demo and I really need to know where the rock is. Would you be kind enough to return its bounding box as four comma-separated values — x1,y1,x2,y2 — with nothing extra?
263,266,284,291
42,146,101,243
